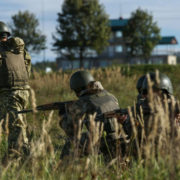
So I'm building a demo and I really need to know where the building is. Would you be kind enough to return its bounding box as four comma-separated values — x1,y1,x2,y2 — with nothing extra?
57,18,178,69
98,18,128,64
100,18,178,65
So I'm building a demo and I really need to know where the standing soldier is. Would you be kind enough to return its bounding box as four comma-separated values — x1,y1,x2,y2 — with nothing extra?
59,70,121,161
0,21,31,161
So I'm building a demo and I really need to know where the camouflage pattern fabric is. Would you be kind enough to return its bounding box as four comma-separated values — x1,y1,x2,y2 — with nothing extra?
8,37,31,78
0,88,30,158
139,94,180,136
59,81,121,160
0,37,31,159
24,50,31,78
0,37,31,78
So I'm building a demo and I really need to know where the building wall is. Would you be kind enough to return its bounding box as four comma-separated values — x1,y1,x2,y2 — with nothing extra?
167,55,177,65
99,30,127,63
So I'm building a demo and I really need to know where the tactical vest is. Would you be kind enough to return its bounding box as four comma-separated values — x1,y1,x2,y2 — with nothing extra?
80,90,120,136
0,51,29,88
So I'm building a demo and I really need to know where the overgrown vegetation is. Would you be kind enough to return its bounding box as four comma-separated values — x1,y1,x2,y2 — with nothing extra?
1,65,180,179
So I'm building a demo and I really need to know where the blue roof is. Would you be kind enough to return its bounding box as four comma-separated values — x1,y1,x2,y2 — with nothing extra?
109,19,128,29
109,18,178,45
159,36,178,45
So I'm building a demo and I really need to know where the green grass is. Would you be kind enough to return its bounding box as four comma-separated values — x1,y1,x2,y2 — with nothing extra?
1,64,180,179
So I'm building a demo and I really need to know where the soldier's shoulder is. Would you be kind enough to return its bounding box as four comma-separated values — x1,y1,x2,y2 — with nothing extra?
7,37,25,53
105,90,119,102
66,99,88,116
24,50,31,60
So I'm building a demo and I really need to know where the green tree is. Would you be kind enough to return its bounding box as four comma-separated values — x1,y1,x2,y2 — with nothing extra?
10,10,46,54
53,0,111,68
123,8,161,62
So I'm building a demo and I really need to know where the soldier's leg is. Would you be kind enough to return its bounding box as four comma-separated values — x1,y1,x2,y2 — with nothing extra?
60,139,71,160
0,96,9,163
5,89,29,158
60,132,91,160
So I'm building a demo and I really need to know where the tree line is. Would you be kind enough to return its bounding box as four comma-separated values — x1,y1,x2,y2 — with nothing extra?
8,0,161,68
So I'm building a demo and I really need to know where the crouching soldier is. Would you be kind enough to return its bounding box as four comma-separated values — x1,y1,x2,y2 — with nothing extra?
136,72,180,159
59,70,123,162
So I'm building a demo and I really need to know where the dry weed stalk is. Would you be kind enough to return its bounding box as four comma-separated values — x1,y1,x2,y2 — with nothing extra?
5,113,9,138
30,111,55,159
136,71,180,167
30,88,37,113
128,106,141,160
88,114,104,155
0,119,4,144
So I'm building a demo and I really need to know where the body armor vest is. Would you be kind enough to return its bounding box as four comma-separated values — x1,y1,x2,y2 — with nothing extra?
0,50,29,88
80,90,120,135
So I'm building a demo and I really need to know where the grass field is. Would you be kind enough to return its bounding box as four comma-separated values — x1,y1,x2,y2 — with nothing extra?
1,64,180,179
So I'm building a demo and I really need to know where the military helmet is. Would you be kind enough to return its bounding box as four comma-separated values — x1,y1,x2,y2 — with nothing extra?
0,21,11,37
142,72,173,94
70,70,95,91
136,75,146,93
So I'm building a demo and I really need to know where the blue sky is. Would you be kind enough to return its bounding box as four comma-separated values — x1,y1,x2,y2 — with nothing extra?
1,0,180,63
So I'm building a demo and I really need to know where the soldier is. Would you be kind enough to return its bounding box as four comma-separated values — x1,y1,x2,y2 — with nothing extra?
0,21,31,161
136,75,146,105
134,72,180,160
59,70,122,161
122,75,146,140
140,72,179,135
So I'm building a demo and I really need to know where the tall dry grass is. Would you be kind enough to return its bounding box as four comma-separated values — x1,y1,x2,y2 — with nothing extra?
0,66,180,179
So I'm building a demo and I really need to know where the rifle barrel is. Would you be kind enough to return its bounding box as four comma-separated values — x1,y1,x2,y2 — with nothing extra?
16,100,76,114
17,109,33,114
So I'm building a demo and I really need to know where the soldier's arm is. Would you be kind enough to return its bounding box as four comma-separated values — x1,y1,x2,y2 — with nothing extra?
59,100,85,139
24,50,31,78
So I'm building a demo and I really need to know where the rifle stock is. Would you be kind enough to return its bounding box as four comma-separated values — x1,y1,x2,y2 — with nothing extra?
95,108,129,124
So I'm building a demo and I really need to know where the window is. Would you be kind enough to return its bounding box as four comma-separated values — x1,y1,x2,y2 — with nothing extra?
108,46,114,57
127,47,131,52
115,45,123,53
115,31,122,38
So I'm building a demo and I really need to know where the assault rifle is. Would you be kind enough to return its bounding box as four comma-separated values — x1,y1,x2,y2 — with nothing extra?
17,100,129,124
17,100,75,114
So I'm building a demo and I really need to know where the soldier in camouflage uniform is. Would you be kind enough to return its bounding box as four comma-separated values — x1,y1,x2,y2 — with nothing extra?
132,72,180,160
121,75,147,141
59,70,121,161
140,72,180,136
0,21,31,160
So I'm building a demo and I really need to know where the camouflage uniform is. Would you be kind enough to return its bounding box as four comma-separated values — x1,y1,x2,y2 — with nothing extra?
132,73,180,160
59,81,121,161
139,94,180,136
0,37,31,158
